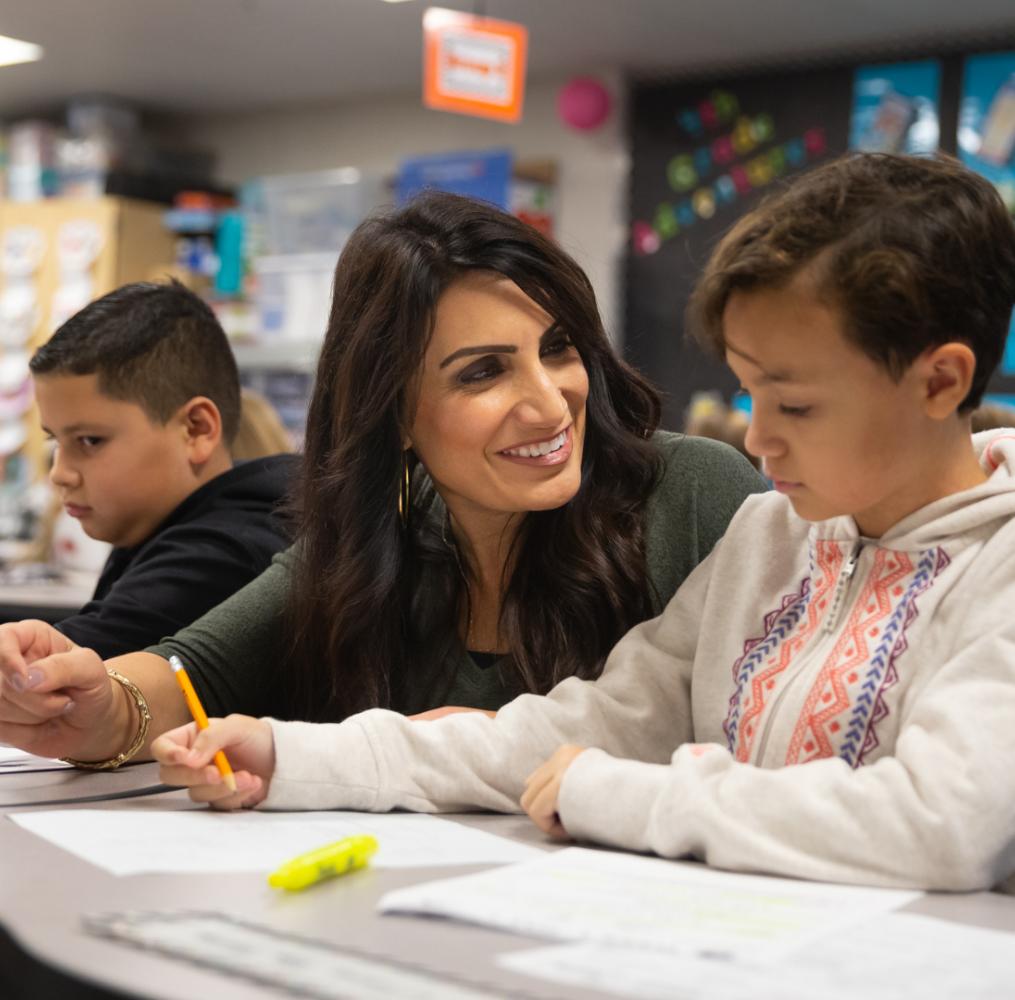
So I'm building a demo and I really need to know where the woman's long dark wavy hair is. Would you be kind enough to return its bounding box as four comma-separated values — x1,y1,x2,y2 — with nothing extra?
284,192,662,721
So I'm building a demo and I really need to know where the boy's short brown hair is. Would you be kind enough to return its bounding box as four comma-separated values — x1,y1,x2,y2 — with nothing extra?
689,153,1015,412
30,279,240,442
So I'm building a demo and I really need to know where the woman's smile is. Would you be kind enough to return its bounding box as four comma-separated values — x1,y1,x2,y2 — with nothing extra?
498,426,573,466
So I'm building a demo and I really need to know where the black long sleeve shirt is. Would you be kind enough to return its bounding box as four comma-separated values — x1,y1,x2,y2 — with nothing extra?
56,454,296,659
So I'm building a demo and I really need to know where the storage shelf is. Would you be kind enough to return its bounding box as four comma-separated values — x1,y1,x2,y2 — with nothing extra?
231,339,321,372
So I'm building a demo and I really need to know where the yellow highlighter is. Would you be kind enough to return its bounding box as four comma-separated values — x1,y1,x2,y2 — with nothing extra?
168,654,237,793
268,835,379,891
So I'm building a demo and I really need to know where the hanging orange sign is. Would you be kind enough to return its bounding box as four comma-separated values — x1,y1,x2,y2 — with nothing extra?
423,7,528,124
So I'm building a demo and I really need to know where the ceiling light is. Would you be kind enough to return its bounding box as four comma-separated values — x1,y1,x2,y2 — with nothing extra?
0,34,42,69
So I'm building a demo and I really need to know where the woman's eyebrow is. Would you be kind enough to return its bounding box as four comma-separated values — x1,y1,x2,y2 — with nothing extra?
439,344,516,368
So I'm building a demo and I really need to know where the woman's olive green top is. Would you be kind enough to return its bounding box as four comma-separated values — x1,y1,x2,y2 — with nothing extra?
148,432,766,718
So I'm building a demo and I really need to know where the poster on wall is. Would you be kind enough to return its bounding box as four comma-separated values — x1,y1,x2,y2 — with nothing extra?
849,60,941,155
422,7,528,124
958,51,1015,376
958,51,1015,210
396,148,513,209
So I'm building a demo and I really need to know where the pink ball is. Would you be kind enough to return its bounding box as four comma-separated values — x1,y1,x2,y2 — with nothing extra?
558,77,613,131
632,221,660,256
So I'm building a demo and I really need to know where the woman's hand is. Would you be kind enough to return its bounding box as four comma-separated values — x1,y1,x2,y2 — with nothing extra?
0,620,121,761
152,714,275,810
409,706,497,721
520,744,588,838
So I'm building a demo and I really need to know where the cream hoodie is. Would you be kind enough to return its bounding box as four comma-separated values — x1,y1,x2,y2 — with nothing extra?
263,430,1015,892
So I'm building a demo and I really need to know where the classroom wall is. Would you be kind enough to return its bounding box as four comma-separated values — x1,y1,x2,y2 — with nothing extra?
163,74,630,340
625,45,1015,430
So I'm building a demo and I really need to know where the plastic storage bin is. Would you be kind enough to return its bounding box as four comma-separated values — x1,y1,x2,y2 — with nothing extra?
259,168,385,256
253,251,338,343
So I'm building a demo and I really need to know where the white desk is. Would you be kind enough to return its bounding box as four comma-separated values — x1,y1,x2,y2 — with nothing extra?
0,573,96,625
3,764,1015,1000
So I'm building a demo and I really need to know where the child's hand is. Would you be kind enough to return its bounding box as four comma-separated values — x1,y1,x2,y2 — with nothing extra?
152,714,275,810
520,744,588,838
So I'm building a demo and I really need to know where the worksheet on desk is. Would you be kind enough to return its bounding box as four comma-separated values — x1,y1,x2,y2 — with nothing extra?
496,912,1015,999
0,746,72,772
380,847,920,963
10,809,541,875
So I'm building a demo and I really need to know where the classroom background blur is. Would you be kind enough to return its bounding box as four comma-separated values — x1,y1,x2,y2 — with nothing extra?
0,0,1014,596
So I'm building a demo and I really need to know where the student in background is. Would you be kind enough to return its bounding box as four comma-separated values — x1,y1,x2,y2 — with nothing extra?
231,388,293,461
970,400,1015,433
26,281,294,662
29,389,292,587
156,155,1015,893
0,192,763,769
683,390,760,470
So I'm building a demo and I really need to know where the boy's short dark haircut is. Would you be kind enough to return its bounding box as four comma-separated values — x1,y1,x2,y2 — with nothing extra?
689,153,1015,412
30,279,241,443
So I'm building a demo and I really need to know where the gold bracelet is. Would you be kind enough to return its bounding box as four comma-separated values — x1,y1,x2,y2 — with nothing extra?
62,668,152,771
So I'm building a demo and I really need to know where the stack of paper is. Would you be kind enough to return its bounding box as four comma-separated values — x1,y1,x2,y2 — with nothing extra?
496,913,1015,1000
379,846,920,963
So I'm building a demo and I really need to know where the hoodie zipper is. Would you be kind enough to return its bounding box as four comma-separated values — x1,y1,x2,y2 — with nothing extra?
822,541,863,634
751,540,864,765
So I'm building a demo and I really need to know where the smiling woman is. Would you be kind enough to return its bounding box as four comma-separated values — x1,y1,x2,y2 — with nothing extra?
0,192,765,772
265,191,766,721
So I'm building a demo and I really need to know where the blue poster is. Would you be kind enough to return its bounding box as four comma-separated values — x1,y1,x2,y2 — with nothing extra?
850,61,941,155
396,148,513,208
1002,331,1015,377
959,52,1015,370
958,52,1015,211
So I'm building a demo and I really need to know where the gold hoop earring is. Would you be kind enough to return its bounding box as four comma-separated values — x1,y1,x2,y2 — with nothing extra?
398,453,411,527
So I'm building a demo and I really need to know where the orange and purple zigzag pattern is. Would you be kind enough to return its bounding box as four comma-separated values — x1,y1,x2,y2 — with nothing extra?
786,546,948,768
723,540,843,761
724,542,948,768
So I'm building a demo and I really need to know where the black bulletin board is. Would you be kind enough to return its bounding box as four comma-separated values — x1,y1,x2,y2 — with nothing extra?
624,48,1015,430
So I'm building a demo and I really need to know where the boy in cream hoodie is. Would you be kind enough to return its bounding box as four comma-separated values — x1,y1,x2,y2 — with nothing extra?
154,153,1015,892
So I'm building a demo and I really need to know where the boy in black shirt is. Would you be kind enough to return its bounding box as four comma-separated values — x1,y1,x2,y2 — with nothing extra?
29,280,293,659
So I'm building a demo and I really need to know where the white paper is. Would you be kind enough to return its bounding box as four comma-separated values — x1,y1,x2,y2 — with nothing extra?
11,809,540,876
497,912,1015,1000
0,746,73,772
380,847,919,963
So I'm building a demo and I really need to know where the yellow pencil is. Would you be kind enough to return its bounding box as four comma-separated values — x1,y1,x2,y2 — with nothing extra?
168,655,237,792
